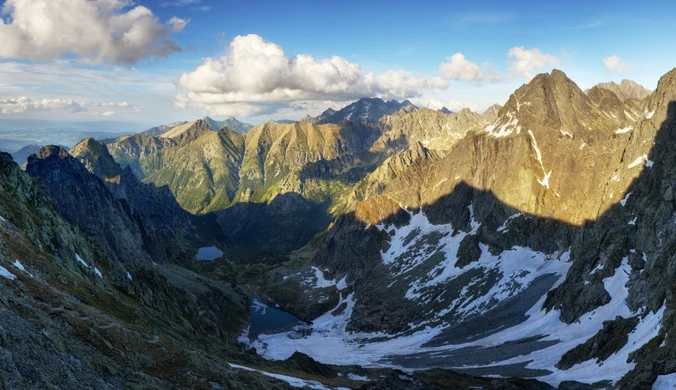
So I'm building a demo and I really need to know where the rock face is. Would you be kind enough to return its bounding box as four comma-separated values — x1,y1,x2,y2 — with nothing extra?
70,138,225,264
591,79,652,101
310,98,416,124
0,151,266,389
202,116,254,134
482,103,502,122
252,70,676,389
26,145,149,267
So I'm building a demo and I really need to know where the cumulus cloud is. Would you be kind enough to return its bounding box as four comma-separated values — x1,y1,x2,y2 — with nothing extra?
0,0,188,65
175,34,447,116
507,47,559,80
439,53,484,80
603,55,631,73
0,97,85,114
101,111,116,116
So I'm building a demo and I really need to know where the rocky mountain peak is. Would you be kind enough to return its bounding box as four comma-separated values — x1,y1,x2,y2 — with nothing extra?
34,144,70,161
591,79,652,101
70,138,123,180
482,103,502,122
438,106,453,115
487,69,627,138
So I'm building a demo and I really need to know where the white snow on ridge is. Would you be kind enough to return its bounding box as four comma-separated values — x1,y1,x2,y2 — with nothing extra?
646,110,655,119
0,265,16,280
228,363,346,390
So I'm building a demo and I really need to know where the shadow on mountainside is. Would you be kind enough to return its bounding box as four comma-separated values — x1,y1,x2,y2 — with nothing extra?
216,192,333,254
212,121,404,254
298,100,676,388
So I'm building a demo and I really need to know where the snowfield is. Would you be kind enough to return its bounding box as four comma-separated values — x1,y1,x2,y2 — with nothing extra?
248,212,665,387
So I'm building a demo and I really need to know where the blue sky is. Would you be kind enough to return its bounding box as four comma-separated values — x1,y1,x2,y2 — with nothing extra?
0,0,674,126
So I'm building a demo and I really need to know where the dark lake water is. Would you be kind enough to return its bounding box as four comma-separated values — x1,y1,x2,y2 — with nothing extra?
249,295,305,339
196,246,223,261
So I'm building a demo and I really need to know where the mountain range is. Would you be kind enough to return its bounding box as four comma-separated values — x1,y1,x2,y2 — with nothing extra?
4,70,676,389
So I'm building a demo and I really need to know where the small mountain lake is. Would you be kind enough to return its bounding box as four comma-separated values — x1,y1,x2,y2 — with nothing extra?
249,295,307,339
196,246,223,261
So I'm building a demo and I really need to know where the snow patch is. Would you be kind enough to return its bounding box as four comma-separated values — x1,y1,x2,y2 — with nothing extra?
653,373,676,390
0,265,16,280
12,260,25,272
497,213,523,233
559,129,573,138
646,110,655,119
347,373,369,381
12,260,33,278
629,217,637,226
486,112,519,137
228,363,345,390
614,126,633,134
305,266,346,291
620,192,632,207
336,276,348,291
527,130,552,188
252,297,269,315
126,272,133,281
94,267,103,279
75,253,91,268
628,155,649,169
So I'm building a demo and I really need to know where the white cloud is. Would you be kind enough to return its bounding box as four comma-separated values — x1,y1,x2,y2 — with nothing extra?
507,47,560,81
603,55,632,73
0,0,188,65
0,97,85,114
175,34,447,117
93,101,130,107
0,95,142,116
439,53,484,80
